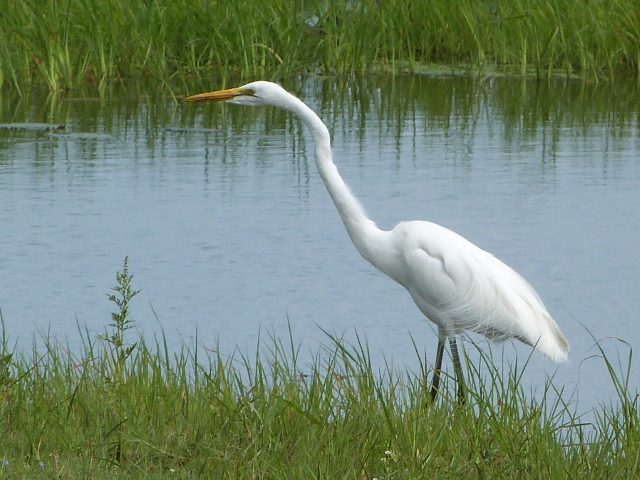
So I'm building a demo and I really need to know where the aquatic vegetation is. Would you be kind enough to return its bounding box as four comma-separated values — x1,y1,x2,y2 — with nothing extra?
1,0,638,94
0,259,638,477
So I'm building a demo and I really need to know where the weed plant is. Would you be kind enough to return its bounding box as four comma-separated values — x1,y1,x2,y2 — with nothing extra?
0,259,638,478
1,0,639,94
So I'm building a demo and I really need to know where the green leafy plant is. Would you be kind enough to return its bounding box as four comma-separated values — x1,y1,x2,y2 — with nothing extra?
104,256,139,360
99,256,140,461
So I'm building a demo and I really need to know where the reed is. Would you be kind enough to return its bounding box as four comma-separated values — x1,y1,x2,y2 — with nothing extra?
0,259,638,478
1,0,638,94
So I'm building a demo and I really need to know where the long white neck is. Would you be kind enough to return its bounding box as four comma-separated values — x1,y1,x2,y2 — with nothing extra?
284,94,389,270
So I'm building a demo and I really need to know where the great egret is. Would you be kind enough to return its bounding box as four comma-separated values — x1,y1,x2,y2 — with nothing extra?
184,81,570,403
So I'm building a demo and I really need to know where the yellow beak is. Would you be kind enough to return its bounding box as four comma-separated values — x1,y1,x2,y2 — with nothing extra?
183,87,247,103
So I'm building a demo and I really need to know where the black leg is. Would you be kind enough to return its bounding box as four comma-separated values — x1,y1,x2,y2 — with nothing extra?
449,338,466,404
429,339,445,402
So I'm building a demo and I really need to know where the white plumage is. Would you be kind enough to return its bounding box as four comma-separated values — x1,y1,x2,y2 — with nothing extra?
185,81,570,402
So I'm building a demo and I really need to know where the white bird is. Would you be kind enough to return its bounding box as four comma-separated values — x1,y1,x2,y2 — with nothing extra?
184,81,570,403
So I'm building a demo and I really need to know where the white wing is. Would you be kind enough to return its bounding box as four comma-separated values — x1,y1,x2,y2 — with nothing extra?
387,221,569,362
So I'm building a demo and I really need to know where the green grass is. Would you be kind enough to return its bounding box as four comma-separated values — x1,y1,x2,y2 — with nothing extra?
1,0,639,95
0,259,639,478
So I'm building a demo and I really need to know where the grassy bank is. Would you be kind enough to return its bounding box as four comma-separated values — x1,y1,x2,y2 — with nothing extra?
1,0,639,94
0,260,638,478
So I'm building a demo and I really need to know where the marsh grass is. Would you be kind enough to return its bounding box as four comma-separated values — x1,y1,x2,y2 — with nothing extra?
0,260,638,478
1,0,639,94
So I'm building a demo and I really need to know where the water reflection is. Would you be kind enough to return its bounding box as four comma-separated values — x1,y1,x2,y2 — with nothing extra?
0,76,638,412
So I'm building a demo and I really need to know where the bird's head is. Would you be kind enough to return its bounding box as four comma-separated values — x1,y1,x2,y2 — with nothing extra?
183,81,290,109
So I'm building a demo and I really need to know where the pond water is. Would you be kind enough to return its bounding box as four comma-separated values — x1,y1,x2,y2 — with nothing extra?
0,76,639,412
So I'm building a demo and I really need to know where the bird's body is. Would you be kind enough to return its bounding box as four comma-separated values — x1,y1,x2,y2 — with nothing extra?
185,81,570,401
374,220,568,362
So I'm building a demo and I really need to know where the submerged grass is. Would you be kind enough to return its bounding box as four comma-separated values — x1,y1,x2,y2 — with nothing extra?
1,0,639,94
1,261,639,477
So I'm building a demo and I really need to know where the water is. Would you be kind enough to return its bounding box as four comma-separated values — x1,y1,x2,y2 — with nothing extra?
1,76,639,412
